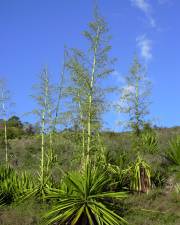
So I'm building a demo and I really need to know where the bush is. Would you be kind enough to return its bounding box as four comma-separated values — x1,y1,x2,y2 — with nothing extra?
141,132,159,154
44,164,128,225
0,166,34,206
166,136,180,167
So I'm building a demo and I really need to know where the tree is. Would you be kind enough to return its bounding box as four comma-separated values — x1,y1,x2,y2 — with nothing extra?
7,116,23,128
32,67,55,183
118,55,151,138
66,9,114,166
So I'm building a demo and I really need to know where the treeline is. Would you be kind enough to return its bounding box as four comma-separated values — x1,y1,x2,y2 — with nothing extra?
0,116,38,139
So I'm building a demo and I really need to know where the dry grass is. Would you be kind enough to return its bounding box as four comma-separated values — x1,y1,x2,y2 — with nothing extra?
124,189,180,225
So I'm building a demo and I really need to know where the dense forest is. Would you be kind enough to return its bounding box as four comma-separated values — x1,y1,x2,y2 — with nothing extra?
0,8,180,225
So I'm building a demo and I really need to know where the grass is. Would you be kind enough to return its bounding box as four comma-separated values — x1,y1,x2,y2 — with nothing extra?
1,189,180,225
124,190,180,225
0,200,48,225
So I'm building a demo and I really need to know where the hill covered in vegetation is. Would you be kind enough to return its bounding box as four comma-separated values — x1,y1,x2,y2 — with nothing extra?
0,119,180,225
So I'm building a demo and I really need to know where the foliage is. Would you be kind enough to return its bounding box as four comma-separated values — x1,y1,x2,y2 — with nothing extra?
107,163,130,191
166,135,180,167
105,151,131,191
31,67,58,191
141,131,159,154
21,173,52,203
151,170,167,188
117,55,151,137
0,166,34,206
44,164,128,225
66,9,114,166
107,154,152,193
0,116,33,147
127,155,151,193
7,116,23,128
175,183,180,193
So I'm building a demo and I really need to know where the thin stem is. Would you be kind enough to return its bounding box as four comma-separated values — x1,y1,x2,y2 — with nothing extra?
135,75,140,137
41,111,45,183
77,91,86,168
4,118,8,167
2,95,8,167
86,26,100,165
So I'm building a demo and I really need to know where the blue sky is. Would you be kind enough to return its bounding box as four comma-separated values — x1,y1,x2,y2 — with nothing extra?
0,0,179,130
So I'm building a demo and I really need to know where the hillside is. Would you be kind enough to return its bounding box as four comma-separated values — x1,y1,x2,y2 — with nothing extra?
0,126,180,225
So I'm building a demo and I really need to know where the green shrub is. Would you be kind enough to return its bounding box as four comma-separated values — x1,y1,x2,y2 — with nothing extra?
151,170,167,188
0,166,34,205
166,136,180,167
141,132,159,154
44,164,128,225
128,155,151,193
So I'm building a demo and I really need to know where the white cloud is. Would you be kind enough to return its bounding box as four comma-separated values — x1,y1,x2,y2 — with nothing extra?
112,70,125,84
131,0,156,28
149,17,156,28
136,35,152,61
131,0,151,14
112,70,120,76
